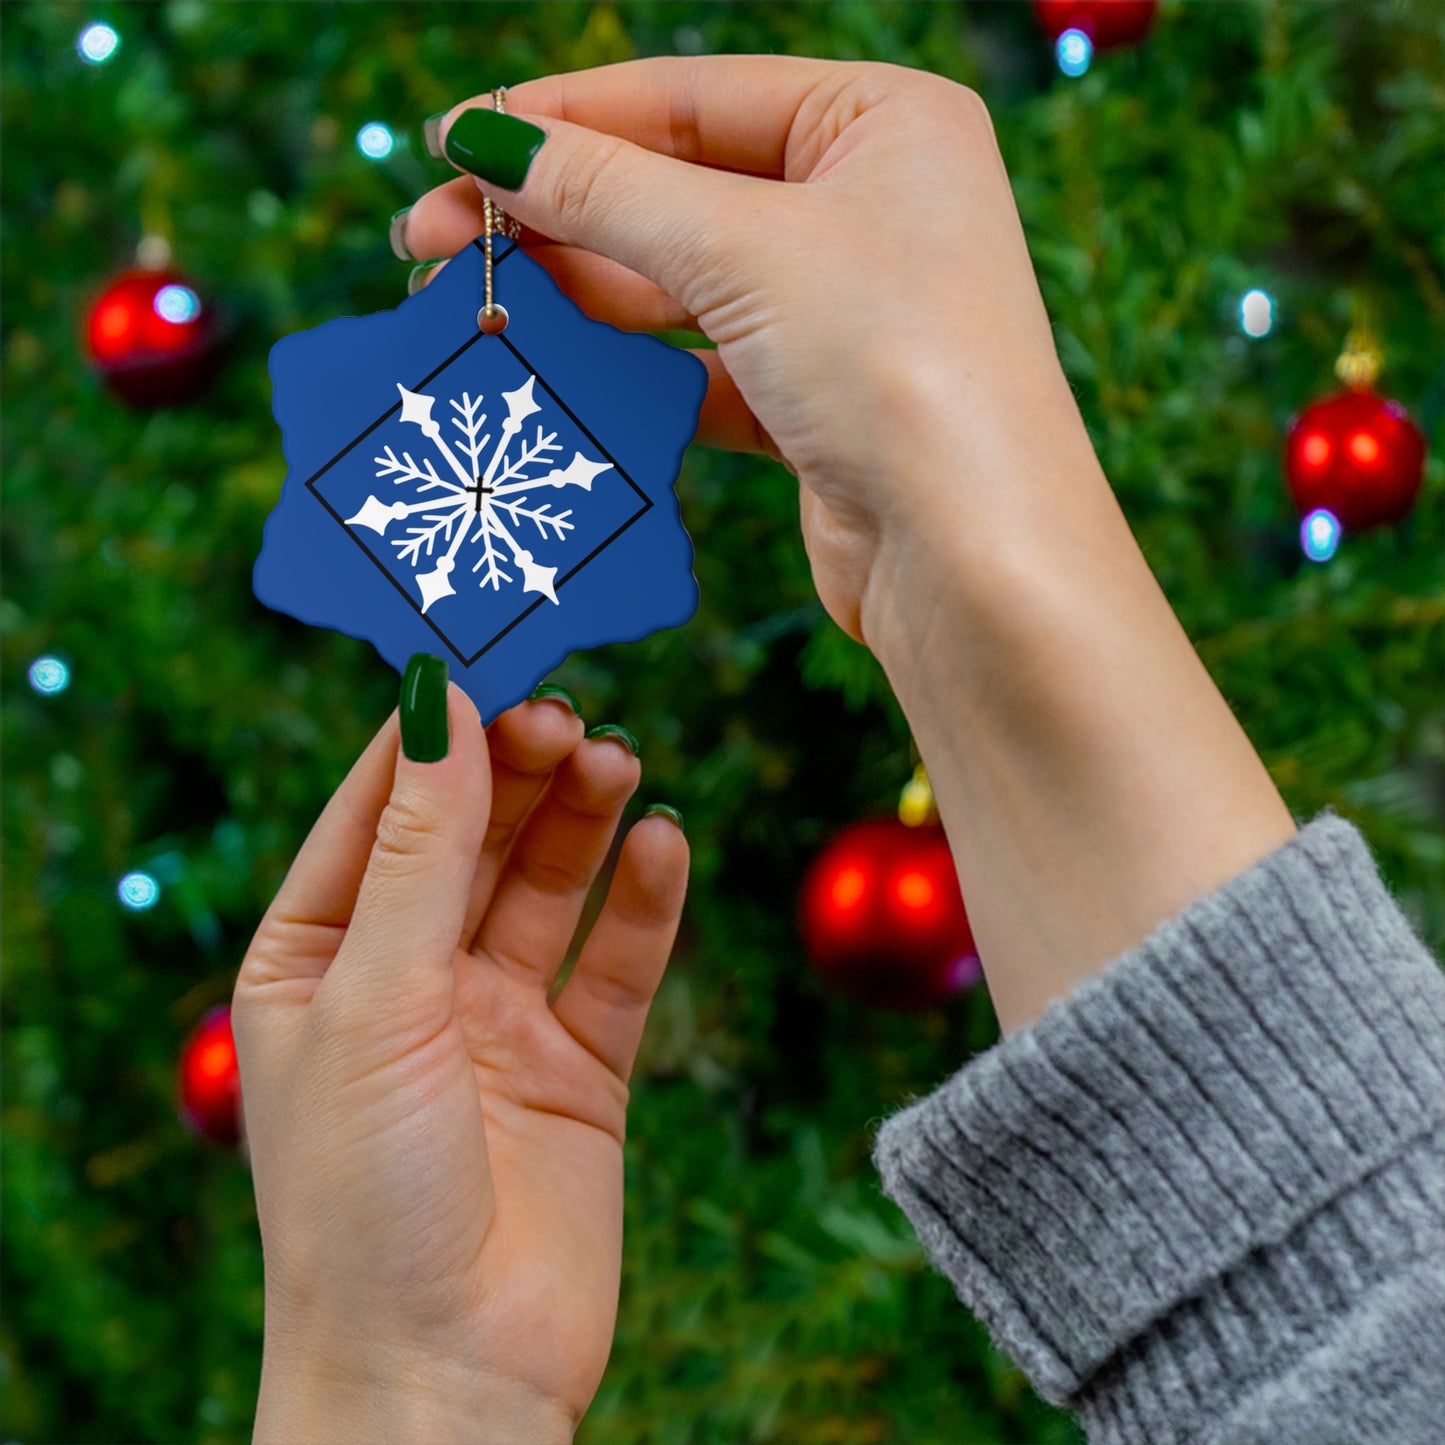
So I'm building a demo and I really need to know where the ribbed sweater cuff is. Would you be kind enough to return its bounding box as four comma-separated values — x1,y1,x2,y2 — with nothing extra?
871,813,1445,1416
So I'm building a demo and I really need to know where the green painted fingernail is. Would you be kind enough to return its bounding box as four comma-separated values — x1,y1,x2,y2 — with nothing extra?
407,259,446,296
644,804,684,833
529,683,582,716
585,723,639,756
388,206,413,261
443,107,546,191
423,112,446,160
400,653,449,762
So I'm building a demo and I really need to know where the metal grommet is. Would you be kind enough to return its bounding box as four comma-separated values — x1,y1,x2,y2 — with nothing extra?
477,303,509,335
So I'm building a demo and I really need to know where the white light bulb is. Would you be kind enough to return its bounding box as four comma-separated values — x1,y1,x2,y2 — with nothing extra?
1240,289,1274,338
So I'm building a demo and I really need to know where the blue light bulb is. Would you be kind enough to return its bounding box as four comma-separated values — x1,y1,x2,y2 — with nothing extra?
356,122,395,160
78,23,119,64
118,871,161,910
1301,508,1341,563
28,657,71,695
1057,28,1093,77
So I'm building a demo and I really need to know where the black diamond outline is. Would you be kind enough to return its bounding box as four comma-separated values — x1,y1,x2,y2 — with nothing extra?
303,238,654,667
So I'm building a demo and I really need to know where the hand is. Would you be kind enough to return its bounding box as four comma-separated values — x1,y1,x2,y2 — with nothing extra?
232,682,687,1442
402,56,1087,645
403,58,1295,1035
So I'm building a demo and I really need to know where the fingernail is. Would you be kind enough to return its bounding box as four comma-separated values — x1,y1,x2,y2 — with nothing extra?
644,803,684,834
423,111,446,160
443,107,546,191
407,259,447,296
585,723,639,756
400,653,449,762
529,683,582,716
388,206,413,261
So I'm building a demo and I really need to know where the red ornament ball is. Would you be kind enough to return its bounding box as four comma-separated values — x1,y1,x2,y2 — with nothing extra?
1033,0,1158,49
85,267,219,407
178,1005,242,1148
800,818,980,1011
1284,389,1426,532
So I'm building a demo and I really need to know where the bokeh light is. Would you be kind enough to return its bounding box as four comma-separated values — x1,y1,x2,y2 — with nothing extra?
830,866,867,911
154,284,201,324
1057,29,1093,77
356,122,395,159
78,22,119,64
1240,288,1274,337
1301,508,1341,563
118,871,161,911
28,656,71,695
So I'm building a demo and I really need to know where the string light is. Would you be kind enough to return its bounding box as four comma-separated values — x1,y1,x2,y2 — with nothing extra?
118,871,161,910
1240,289,1274,338
1057,28,1093,76
153,284,201,324
28,656,71,695
78,22,119,64
356,122,395,160
1301,508,1341,563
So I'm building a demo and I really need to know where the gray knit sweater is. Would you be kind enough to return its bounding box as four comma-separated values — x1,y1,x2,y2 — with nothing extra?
871,812,1445,1444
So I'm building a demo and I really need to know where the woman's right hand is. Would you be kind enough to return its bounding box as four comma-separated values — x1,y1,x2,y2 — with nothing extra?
401,56,1099,647
406,56,1298,1037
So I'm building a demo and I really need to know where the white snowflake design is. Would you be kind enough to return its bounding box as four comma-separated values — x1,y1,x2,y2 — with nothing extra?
344,376,613,614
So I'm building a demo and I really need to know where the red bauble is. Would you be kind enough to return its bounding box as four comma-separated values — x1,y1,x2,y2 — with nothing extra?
1034,0,1158,49
800,818,980,1011
178,1005,242,1148
1284,388,1426,532
85,267,220,407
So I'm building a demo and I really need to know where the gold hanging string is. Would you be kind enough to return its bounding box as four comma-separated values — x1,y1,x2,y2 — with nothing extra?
479,86,521,333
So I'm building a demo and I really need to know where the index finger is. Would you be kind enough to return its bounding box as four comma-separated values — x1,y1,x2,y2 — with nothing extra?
472,54,848,181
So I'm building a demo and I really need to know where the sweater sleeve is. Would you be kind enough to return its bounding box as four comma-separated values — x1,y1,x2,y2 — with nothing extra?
870,812,1445,1445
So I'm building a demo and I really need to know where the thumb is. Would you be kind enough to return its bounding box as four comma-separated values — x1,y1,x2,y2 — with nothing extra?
326,656,490,1031
439,104,759,317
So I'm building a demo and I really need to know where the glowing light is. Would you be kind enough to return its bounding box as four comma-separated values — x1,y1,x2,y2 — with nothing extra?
830,866,867,911
1240,289,1274,338
1300,432,1331,470
1347,430,1380,466
78,22,119,64
1301,508,1341,563
1057,28,1093,77
195,1036,236,1080
118,871,161,910
356,122,395,160
895,871,936,911
94,299,135,345
29,657,71,694
946,953,983,992
154,284,201,324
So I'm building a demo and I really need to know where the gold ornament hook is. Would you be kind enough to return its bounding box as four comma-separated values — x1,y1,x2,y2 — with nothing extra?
478,87,521,335
1335,296,1382,390
898,764,938,827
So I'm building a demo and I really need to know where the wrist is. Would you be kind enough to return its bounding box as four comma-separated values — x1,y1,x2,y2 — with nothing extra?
855,394,1294,1034
856,369,1121,681
254,1341,575,1445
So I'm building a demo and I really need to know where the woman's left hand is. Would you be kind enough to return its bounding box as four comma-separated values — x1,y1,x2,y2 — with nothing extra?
232,680,687,1443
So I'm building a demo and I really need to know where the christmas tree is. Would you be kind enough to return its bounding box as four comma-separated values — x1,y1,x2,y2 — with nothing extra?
3,3,1440,1442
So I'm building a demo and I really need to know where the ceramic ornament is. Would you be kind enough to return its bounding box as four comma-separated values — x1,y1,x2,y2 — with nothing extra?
255,235,707,720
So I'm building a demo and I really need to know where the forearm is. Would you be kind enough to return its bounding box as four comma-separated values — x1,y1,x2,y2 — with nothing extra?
860,378,1296,1034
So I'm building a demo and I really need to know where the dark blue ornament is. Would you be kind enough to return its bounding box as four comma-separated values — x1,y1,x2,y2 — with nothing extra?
256,236,706,721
